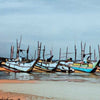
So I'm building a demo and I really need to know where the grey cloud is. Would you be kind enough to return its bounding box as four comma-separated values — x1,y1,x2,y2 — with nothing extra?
0,0,100,15
0,0,100,59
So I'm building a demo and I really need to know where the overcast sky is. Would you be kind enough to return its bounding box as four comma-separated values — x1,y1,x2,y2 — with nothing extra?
0,0,100,60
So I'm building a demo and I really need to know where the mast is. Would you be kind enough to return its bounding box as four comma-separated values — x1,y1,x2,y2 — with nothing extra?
19,35,22,49
16,39,19,58
84,43,86,55
10,45,14,60
98,44,100,60
39,42,42,58
74,44,77,62
50,49,52,56
16,36,22,58
66,47,68,60
43,45,45,60
37,41,42,58
26,45,29,60
37,41,40,58
81,42,86,61
34,50,36,60
89,45,91,61
81,41,83,61
59,48,61,61
94,49,97,61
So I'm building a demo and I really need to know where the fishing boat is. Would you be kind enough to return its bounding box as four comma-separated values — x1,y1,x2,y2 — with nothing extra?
1,36,41,73
34,60,74,73
1,57,40,73
34,61,58,72
69,60,100,73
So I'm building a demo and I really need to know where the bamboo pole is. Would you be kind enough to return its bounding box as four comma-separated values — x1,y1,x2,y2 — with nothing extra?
10,45,12,59
94,49,97,61
16,39,19,58
59,48,61,61
34,50,36,60
66,47,68,60
19,35,22,48
50,50,52,56
26,45,29,60
37,41,42,58
81,41,83,61
81,42,86,61
37,41,39,58
39,42,42,58
98,44,100,60
84,43,86,54
89,45,91,61
43,45,45,60
10,45,14,60
74,44,77,62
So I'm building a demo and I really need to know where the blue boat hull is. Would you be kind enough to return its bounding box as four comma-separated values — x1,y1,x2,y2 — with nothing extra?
71,66,96,73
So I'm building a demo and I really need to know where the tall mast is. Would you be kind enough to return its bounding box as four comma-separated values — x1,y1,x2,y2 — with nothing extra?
66,47,68,60
26,45,29,60
98,44,100,60
37,41,42,58
43,45,45,60
16,39,19,58
94,49,96,61
16,36,22,58
10,45,14,60
81,41,83,60
74,44,77,62
37,41,40,58
39,42,42,58
34,50,36,60
84,43,86,55
59,48,61,61
89,45,91,61
50,49,52,56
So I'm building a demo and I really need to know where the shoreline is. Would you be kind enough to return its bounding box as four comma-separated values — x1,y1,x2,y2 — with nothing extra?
0,79,37,84
0,80,62,100
0,80,100,100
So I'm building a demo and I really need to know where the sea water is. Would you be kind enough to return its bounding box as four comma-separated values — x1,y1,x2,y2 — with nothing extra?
0,71,100,83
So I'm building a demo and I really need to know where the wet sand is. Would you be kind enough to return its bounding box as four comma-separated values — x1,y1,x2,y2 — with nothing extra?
0,69,100,100
0,80,100,100
0,90,55,100
0,79,36,83
0,67,6,71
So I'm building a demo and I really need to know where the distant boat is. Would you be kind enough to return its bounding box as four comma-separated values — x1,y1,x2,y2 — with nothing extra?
69,60,100,73
1,57,39,73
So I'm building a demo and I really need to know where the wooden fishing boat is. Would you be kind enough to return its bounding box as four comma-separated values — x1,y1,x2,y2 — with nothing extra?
69,60,100,73
35,61,59,72
1,57,39,73
34,60,74,73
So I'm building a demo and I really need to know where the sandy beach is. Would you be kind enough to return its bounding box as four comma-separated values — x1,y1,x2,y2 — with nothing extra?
0,79,100,100
1,0,100,99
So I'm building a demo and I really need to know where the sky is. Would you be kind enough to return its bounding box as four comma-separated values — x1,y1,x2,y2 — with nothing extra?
0,0,100,60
